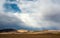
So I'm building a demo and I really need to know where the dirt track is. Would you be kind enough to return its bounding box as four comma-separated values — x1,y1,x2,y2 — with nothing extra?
0,34,60,38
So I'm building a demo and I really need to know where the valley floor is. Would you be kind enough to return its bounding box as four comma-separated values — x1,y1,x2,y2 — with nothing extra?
0,34,60,38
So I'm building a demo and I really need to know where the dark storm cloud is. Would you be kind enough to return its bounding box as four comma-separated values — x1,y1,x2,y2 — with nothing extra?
44,13,60,23
0,12,25,30
43,5,60,23
0,12,41,30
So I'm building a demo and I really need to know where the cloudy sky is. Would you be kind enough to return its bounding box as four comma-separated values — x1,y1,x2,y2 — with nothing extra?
0,0,60,30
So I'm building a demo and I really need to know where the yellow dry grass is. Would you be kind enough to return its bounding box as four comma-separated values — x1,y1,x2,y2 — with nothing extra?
0,33,60,38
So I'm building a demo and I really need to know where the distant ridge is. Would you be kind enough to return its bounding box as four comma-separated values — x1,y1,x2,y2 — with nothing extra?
0,29,60,34
0,29,16,33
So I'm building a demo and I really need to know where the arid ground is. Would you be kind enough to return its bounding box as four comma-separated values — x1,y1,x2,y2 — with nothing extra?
0,34,60,38
0,30,60,38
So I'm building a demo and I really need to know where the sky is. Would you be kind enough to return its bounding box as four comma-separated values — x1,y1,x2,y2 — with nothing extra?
0,0,60,30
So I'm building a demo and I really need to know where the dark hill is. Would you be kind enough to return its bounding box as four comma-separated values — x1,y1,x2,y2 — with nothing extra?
0,29,16,33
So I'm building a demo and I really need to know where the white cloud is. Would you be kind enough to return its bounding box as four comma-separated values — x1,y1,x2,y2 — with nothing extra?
0,0,60,30
18,0,60,29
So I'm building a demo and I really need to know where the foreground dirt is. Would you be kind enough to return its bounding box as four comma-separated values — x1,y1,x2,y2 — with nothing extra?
0,34,60,38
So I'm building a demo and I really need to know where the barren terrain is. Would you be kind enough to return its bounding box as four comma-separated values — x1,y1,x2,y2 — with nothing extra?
0,30,60,38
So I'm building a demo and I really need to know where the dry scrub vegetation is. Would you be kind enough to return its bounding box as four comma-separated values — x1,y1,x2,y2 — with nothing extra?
0,30,60,38
0,34,60,38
